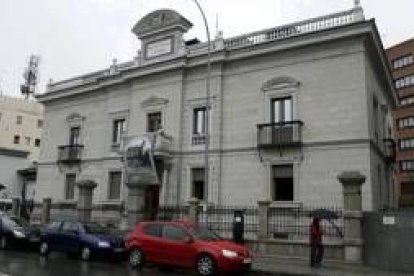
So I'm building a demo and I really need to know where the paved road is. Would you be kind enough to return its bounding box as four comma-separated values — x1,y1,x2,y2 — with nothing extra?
0,249,279,276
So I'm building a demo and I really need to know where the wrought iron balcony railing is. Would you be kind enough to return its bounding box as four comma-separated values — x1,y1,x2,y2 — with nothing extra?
57,145,84,163
257,121,304,148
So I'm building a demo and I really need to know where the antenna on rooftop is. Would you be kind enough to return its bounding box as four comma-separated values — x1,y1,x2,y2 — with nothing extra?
21,55,40,100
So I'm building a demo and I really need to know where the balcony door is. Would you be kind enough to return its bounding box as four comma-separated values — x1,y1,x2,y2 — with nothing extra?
271,97,292,123
271,97,293,144
69,127,80,146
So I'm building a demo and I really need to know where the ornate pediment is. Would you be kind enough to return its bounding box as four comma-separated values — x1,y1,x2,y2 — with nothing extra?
65,113,84,123
261,76,300,92
141,95,169,108
132,9,192,38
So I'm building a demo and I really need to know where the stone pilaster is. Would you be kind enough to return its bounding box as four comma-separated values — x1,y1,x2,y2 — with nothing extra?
126,182,146,229
338,171,365,263
42,198,52,225
258,200,271,239
76,180,97,223
188,197,200,223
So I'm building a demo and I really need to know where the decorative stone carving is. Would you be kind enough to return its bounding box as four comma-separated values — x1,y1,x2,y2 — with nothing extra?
140,95,169,109
132,9,193,38
261,76,300,92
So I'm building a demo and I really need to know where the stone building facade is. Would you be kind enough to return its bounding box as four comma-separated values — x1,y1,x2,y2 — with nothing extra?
35,5,396,215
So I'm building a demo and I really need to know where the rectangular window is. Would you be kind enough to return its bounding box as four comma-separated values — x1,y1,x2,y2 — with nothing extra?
393,54,414,69
400,97,414,106
108,171,122,200
398,117,414,129
395,75,414,89
69,127,80,145
112,119,126,144
147,112,162,132
272,97,292,123
35,138,41,147
192,107,207,145
65,174,76,200
16,115,22,125
192,168,205,200
25,137,31,145
399,138,414,150
13,135,20,144
272,165,294,201
37,119,43,128
193,107,207,134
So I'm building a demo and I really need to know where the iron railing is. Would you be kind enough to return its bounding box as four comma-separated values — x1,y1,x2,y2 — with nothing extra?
57,145,84,163
268,206,344,240
198,205,259,239
257,121,303,148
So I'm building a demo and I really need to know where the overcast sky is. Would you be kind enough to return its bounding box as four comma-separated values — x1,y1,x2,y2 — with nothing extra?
0,0,413,97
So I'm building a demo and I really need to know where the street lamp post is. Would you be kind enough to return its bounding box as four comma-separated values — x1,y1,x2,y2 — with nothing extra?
192,0,211,211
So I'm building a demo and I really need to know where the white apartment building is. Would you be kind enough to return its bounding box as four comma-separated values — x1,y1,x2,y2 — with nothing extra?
0,95,44,161
0,95,44,200
35,5,396,213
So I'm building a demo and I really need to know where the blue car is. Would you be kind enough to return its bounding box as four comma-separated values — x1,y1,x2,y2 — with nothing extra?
39,220,126,261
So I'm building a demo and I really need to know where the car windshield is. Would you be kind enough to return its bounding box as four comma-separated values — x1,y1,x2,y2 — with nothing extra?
83,223,107,234
10,217,29,227
189,226,221,241
2,216,22,228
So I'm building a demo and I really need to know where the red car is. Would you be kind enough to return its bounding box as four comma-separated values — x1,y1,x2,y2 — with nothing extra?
126,220,252,275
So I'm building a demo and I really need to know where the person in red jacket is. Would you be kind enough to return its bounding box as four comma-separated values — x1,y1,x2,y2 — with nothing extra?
309,218,324,267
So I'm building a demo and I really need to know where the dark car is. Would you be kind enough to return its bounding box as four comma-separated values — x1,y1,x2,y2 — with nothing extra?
39,220,126,261
9,216,41,244
0,213,31,249
127,220,252,276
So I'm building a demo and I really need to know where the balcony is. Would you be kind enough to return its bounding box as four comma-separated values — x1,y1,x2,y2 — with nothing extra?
57,145,84,164
257,121,304,148
383,138,396,163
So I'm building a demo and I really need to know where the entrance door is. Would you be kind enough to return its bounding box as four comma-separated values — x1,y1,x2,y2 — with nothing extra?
145,186,160,220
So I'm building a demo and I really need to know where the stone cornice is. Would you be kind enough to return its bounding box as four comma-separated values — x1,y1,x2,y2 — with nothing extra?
37,21,389,104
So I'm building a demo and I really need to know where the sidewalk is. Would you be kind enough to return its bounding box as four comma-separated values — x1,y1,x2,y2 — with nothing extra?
252,255,413,276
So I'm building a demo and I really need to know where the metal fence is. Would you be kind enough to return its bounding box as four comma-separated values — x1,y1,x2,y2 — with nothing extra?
157,205,189,221
268,206,344,240
156,204,343,241
198,205,259,239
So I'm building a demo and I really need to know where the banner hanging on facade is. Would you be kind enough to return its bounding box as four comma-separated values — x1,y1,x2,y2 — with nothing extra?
122,134,159,185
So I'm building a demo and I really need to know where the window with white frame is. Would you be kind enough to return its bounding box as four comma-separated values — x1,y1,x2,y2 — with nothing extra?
108,171,122,200
271,97,292,123
393,54,414,69
395,75,414,89
401,160,414,172
112,118,126,145
400,97,414,106
192,107,207,145
400,138,414,150
398,117,414,129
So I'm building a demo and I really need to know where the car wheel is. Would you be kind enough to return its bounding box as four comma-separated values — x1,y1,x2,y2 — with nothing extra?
0,236,7,250
129,247,144,269
39,241,49,256
80,246,91,261
196,254,217,276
